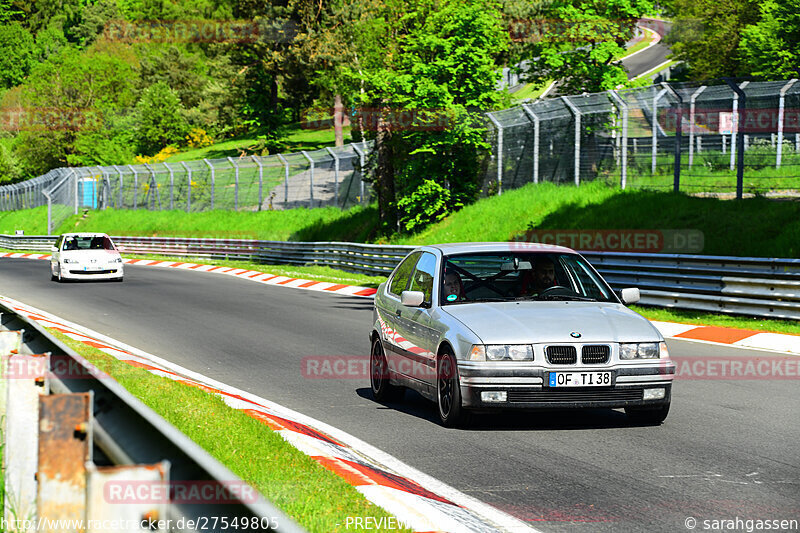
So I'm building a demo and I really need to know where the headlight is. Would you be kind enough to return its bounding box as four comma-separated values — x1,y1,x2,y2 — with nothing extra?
109,257,122,263
471,344,533,361
619,342,662,360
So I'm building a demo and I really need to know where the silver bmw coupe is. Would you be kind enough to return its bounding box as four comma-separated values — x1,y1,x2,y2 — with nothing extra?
369,242,675,427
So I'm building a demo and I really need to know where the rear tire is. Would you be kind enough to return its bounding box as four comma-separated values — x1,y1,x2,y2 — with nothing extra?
370,336,403,402
437,351,469,428
625,403,670,425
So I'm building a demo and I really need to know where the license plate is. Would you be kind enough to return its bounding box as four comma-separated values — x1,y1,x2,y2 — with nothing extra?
549,371,612,387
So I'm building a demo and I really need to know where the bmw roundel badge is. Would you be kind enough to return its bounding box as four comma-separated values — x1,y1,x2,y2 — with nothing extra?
570,331,581,338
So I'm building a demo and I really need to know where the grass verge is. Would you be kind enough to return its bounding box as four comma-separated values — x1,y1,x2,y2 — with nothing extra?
48,329,410,533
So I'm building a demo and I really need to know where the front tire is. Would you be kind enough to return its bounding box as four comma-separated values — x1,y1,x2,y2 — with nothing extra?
625,403,670,425
370,336,403,402
437,351,468,428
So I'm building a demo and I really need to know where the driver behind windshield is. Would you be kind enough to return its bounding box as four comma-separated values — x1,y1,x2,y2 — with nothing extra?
518,257,558,296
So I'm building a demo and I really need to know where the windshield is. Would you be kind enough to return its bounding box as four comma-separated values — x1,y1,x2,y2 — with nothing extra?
62,235,116,251
440,252,617,305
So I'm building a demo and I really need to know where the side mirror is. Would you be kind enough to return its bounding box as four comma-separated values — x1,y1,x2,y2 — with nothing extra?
400,290,425,307
620,287,640,305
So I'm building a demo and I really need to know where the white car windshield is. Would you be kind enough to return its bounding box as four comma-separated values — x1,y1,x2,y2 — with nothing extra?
441,252,617,305
63,236,116,251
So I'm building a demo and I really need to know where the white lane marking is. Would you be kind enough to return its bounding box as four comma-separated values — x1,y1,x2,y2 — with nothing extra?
0,295,537,533
733,332,800,355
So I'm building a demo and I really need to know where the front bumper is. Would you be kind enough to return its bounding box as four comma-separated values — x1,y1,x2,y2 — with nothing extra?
61,265,123,280
458,360,674,409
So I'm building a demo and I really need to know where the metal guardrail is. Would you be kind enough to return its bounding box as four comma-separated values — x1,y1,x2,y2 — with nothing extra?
2,234,799,320
0,300,305,533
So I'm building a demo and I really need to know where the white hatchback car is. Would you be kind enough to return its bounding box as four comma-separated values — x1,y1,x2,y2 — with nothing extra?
50,233,124,282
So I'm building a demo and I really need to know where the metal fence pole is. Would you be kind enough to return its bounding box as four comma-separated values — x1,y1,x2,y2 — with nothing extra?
143,163,156,210
251,156,263,210
487,113,504,194
163,162,174,209
561,96,581,186
277,154,289,208
325,147,340,207
725,79,747,200
301,151,314,208
652,88,669,175
112,165,124,208
688,86,707,168
521,103,540,184
777,79,798,168
608,91,628,189
73,169,80,215
351,143,367,204
180,162,192,212
203,159,215,209
127,165,138,210
729,81,749,171
662,83,684,193
227,157,239,210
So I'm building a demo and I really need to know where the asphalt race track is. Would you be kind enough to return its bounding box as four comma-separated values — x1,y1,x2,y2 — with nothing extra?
622,22,673,80
2,258,798,532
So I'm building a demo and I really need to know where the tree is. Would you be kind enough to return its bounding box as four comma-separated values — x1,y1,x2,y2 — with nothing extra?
134,82,188,154
356,0,508,231
0,22,35,88
522,0,653,94
664,0,760,79
738,0,800,80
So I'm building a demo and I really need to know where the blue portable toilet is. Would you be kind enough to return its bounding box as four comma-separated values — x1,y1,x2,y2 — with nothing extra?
77,178,97,208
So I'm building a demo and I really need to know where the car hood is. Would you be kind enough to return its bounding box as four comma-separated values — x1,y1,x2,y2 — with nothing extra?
61,250,120,263
441,301,661,344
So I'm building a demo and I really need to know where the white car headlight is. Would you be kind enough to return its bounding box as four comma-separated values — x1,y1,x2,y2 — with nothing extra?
476,345,533,361
619,342,661,360
109,257,122,263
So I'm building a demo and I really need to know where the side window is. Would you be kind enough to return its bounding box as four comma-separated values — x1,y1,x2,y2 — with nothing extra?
407,252,436,304
54,236,63,250
389,252,421,296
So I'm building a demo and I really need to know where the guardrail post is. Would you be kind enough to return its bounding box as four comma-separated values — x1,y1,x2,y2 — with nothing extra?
608,91,628,189
164,162,174,209
181,162,192,212
227,156,240,210
777,79,798,168
652,87,669,175
277,153,289,208
688,86,707,168
561,96,581,186
37,392,92,528
203,159,215,209
86,462,169,531
251,155,263,210
301,151,314,208
486,113,504,194
725,79,748,199
521,103,541,184
325,147,340,207
5,351,50,524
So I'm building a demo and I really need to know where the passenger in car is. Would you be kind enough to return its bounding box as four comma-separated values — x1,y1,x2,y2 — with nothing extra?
518,257,558,296
443,270,465,302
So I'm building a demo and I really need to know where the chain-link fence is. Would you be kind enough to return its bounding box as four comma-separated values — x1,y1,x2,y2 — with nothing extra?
487,78,800,197
3,78,800,234
0,141,372,233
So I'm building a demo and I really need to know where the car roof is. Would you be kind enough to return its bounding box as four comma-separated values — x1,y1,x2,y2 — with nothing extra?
424,241,575,255
61,233,111,237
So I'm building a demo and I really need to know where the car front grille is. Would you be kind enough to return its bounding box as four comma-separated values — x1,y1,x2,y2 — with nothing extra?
546,345,577,364
581,345,610,364
508,388,642,403
69,269,117,275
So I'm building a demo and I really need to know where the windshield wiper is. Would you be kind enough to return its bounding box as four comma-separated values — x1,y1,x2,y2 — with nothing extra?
538,294,597,302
